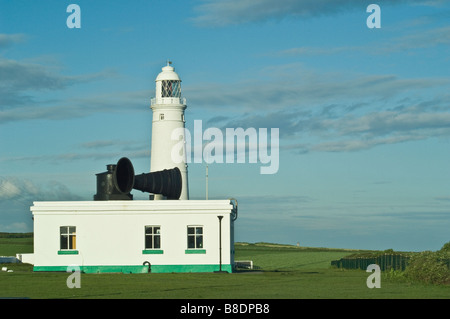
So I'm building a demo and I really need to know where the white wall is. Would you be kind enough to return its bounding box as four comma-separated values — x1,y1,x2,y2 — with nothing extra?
31,200,235,272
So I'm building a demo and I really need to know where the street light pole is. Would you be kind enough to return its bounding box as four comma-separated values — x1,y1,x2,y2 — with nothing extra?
215,215,226,273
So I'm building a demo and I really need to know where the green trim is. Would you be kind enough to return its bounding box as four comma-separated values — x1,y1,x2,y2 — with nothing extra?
185,249,206,254
58,250,79,255
34,265,148,274
142,249,164,254
34,266,69,272
33,264,233,274
151,264,232,273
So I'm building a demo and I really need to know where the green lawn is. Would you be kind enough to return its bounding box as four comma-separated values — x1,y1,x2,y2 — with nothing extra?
1,237,450,299
0,236,33,256
234,242,359,270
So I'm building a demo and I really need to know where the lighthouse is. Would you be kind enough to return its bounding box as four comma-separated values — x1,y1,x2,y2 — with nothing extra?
27,61,238,274
150,61,189,200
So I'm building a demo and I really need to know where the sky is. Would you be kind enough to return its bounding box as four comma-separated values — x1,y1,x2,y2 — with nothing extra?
0,0,449,252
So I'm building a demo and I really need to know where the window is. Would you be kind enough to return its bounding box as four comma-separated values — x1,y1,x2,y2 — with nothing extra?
162,80,181,98
187,226,203,249
59,226,77,254
159,113,164,120
145,226,161,249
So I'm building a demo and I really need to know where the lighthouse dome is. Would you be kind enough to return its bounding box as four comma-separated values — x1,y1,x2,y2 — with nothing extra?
152,61,185,104
155,63,181,82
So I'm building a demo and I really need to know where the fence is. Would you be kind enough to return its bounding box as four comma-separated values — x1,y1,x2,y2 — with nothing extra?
331,254,411,271
0,256,20,264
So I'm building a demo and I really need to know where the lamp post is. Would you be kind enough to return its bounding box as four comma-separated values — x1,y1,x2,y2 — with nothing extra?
215,215,227,273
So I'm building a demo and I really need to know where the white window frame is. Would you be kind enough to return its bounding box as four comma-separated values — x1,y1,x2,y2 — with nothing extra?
145,225,161,250
187,225,203,249
60,226,76,250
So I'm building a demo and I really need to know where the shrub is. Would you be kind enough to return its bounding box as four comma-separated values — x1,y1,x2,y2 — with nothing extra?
439,242,450,253
385,268,407,282
404,242,450,285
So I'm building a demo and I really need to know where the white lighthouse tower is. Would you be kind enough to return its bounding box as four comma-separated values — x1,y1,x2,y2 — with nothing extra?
150,61,189,200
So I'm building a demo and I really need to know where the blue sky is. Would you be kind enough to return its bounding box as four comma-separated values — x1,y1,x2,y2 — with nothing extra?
1,0,449,251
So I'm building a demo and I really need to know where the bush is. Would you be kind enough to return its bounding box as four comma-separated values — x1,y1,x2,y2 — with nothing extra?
439,242,450,253
404,242,450,285
385,268,407,282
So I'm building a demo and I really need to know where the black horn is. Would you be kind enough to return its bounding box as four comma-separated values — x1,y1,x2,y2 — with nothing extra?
134,167,182,200
94,157,182,200
113,157,135,194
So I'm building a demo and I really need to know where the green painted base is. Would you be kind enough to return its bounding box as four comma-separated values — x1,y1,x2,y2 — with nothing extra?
33,264,233,274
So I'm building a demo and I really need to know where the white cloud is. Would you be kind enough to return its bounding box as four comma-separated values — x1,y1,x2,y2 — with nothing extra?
193,69,450,153
277,46,357,56
275,24,450,58
0,179,21,199
186,66,449,113
310,135,426,153
0,177,81,203
374,25,450,53
0,53,120,124
191,0,435,27
0,34,25,49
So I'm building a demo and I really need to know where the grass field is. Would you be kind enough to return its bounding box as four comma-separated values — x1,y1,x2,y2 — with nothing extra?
1,237,450,299
0,236,33,256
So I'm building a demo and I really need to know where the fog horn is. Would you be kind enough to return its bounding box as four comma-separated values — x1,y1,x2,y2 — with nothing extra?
94,157,182,200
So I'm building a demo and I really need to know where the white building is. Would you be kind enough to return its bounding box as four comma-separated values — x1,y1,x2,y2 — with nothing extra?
23,62,238,273
30,200,236,273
